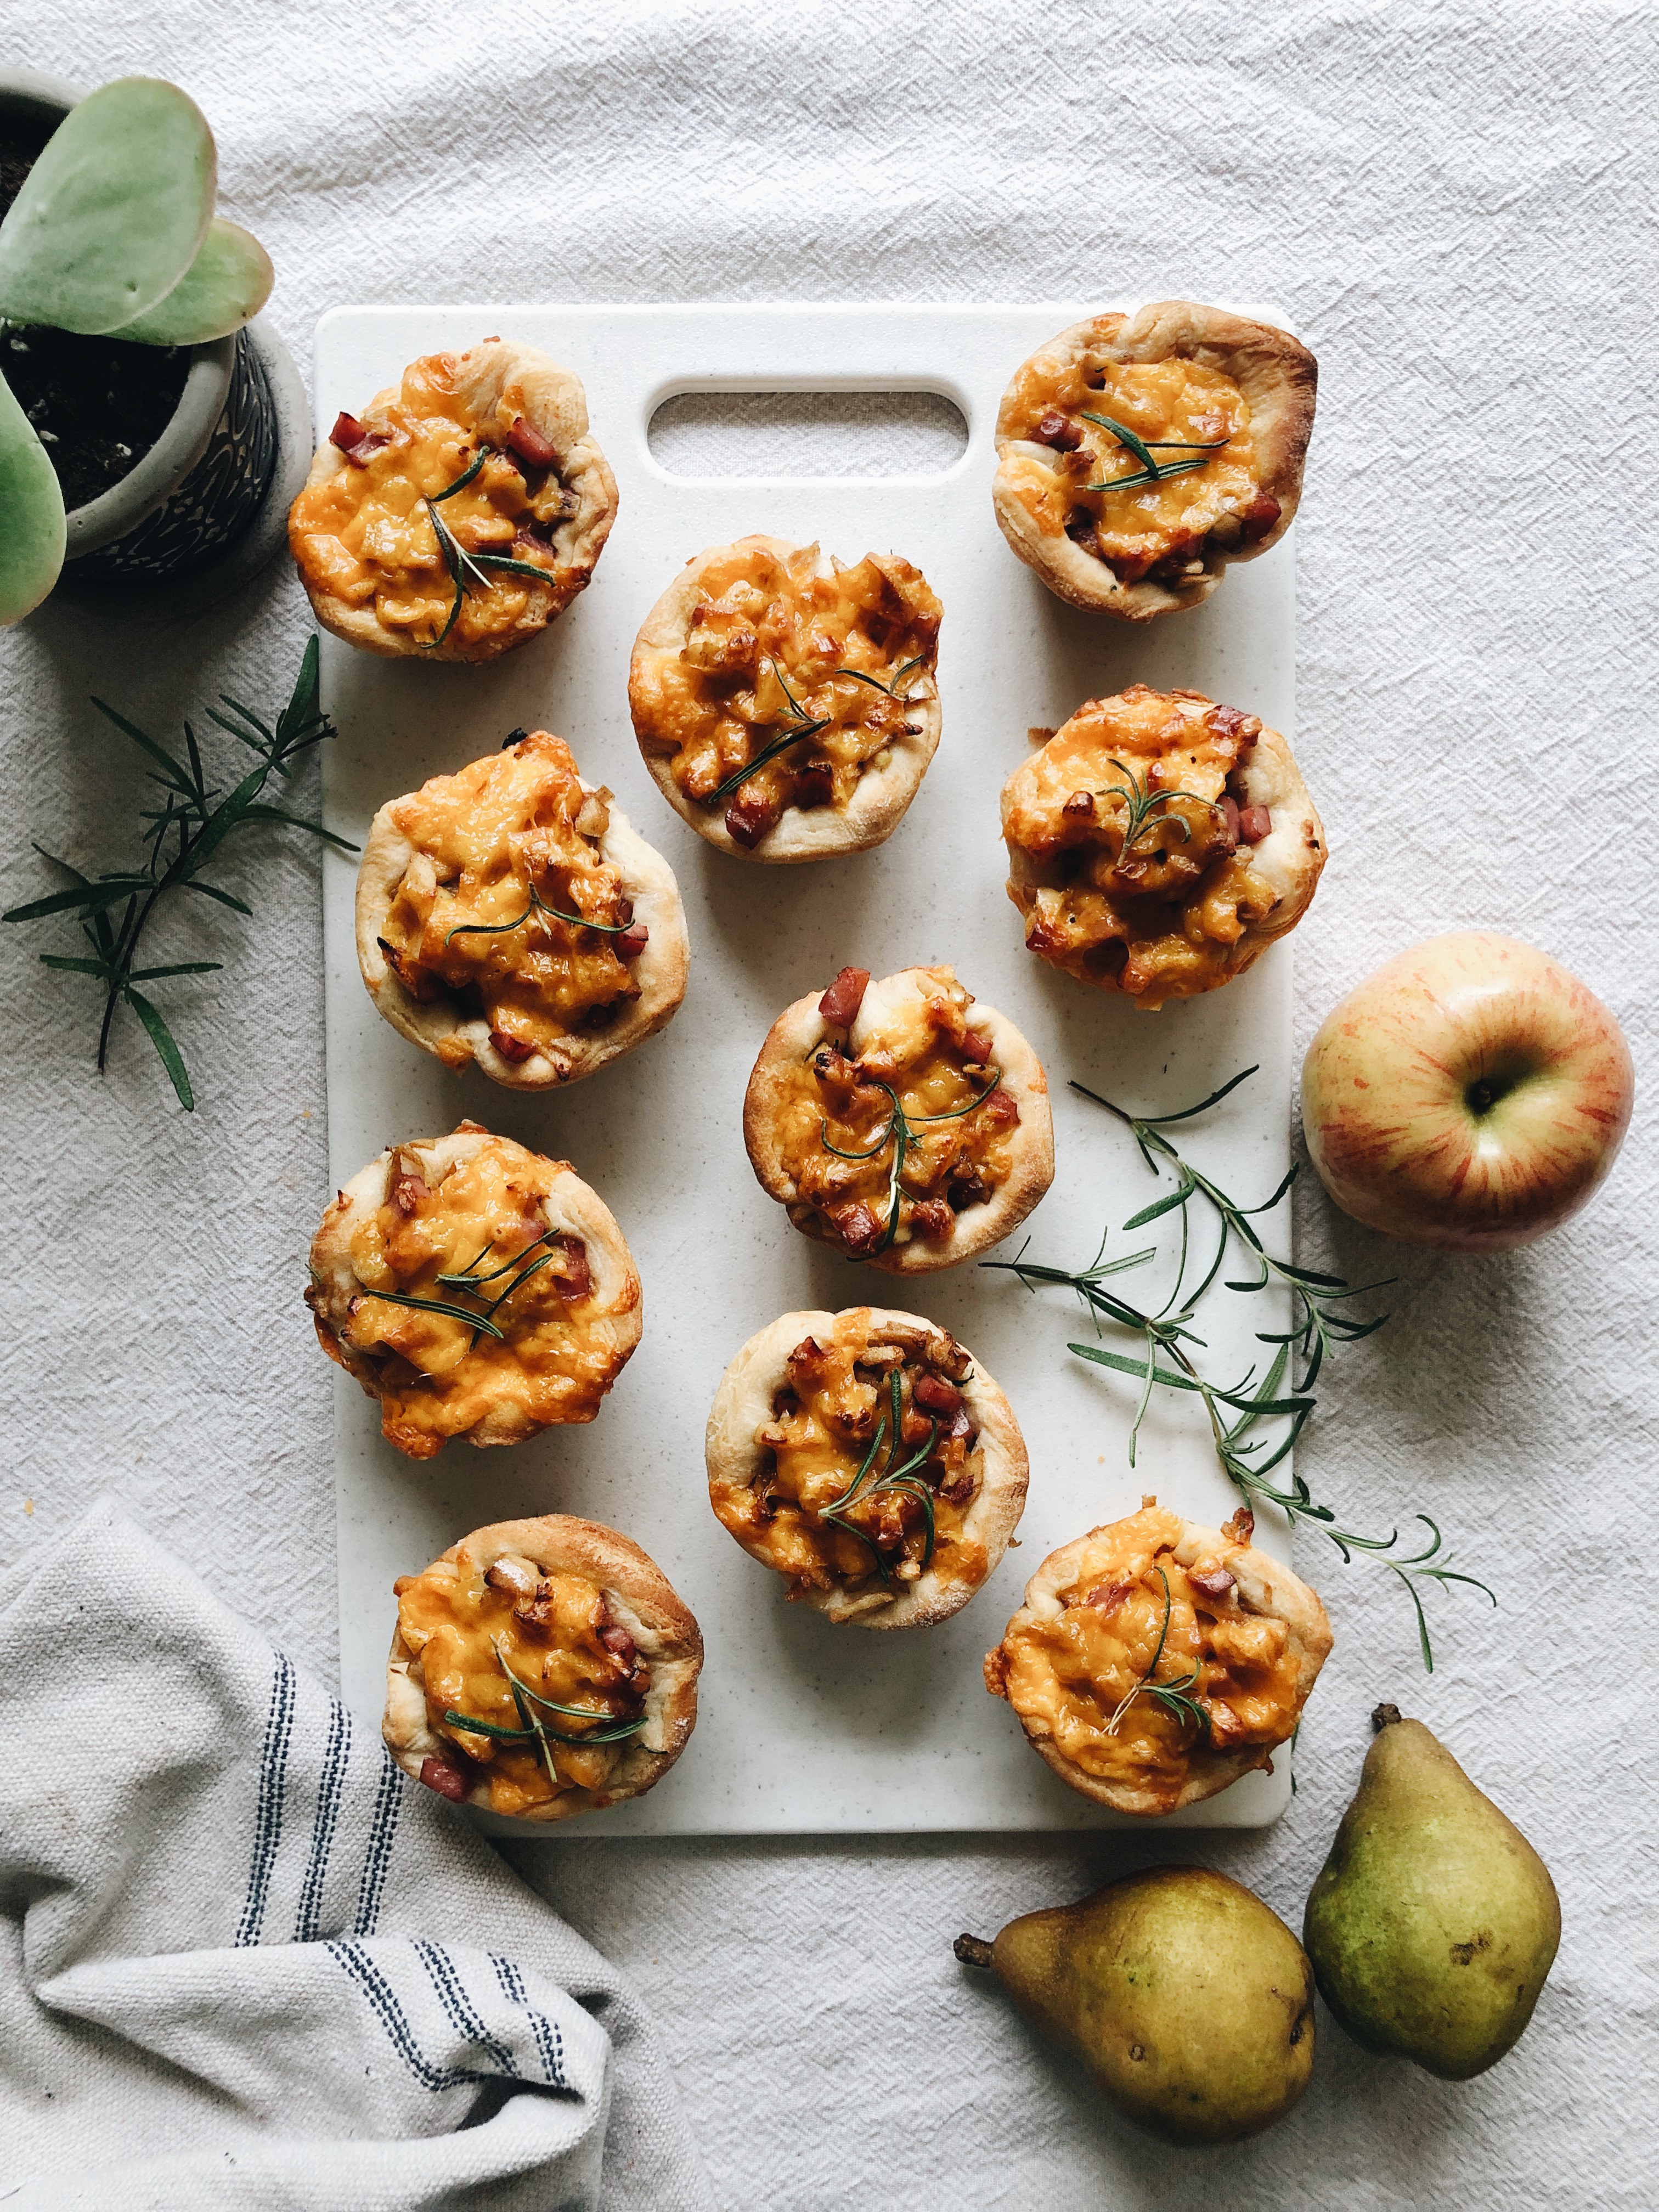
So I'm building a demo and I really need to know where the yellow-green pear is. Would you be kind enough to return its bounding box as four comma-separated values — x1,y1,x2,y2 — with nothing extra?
1304,1705,1561,2079
955,1866,1314,2145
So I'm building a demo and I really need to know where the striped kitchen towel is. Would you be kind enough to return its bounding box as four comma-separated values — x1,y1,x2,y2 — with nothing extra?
0,1496,712,2210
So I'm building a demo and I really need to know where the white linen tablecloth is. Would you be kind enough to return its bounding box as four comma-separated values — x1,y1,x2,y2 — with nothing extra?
2,4,1655,2205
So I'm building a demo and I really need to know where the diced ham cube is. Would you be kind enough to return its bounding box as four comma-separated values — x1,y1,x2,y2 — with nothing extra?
725,793,780,848
909,1199,954,1242
832,1201,885,1257
550,1234,591,1302
1083,1580,1135,1613
1237,805,1273,844
390,1171,428,1217
330,410,390,464
1189,1567,1237,1604
913,1371,964,1418
419,1757,471,1802
1205,704,1260,748
1239,493,1282,541
489,1028,538,1063
818,967,871,1029
506,415,560,470
1035,410,1084,452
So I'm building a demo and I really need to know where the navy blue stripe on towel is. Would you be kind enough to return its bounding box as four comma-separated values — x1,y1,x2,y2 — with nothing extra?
236,1652,297,1946
493,1953,567,2087
352,1746,403,1936
328,1940,488,2092
419,1941,518,2074
294,1696,353,1942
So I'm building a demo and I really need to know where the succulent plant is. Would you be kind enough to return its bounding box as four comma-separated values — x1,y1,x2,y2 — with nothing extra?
0,77,274,623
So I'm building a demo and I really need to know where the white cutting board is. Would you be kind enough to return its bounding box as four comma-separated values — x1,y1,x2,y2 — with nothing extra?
318,304,1301,1833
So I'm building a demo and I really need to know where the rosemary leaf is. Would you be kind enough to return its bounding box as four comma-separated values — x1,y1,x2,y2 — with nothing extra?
428,450,487,503
122,985,193,1110
707,721,829,806
360,1289,507,1341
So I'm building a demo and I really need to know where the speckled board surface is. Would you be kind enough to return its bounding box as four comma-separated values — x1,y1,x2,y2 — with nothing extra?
317,303,1302,1832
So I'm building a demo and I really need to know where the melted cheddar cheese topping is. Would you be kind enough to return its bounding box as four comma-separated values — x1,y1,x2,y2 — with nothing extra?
325,1136,615,1454
1004,686,1279,1008
396,1544,646,1816
289,353,568,650
777,970,1019,1256
630,542,941,847
378,733,640,1062
1000,349,1274,583
992,1505,1302,1814
712,1327,985,1602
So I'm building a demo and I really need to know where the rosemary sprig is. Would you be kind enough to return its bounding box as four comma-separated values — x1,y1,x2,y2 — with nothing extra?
833,653,926,702
1092,757,1228,873
820,1066,1002,1255
1103,1566,1207,1737
490,1638,647,1743
1082,458,1210,495
1078,410,1230,493
429,449,487,502
817,1368,941,1577
984,1067,1496,1669
1076,1066,1393,1390
366,1224,572,1347
1,641,354,1111
443,882,630,946
365,1289,507,1341
441,1636,645,1792
420,453,558,650
708,659,830,805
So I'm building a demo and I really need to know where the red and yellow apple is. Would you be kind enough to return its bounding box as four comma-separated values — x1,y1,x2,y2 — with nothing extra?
1301,932,1634,1252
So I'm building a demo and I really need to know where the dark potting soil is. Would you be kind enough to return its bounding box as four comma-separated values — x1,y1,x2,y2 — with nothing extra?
3,324,191,511
0,126,191,512
0,113,52,224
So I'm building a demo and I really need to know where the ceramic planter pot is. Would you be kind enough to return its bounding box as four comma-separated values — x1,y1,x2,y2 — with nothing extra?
0,67,280,582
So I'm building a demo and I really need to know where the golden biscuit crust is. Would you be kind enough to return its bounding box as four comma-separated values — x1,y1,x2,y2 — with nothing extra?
742,964,1054,1273
385,1514,702,1824
308,1124,641,1457
290,337,618,662
1001,686,1326,1008
992,303,1316,620
356,731,690,1090
986,1502,1332,1815
629,535,942,861
706,1307,1029,1628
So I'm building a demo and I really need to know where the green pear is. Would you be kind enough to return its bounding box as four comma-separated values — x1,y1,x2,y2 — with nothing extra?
955,1866,1314,2145
1304,1705,1561,2079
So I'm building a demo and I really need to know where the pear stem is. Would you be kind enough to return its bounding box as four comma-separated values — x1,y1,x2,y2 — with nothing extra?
953,1933,995,1971
1372,1702,1404,1733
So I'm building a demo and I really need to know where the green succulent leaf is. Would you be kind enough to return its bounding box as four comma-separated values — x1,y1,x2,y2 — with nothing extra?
109,217,273,344
0,77,215,335
0,370,66,623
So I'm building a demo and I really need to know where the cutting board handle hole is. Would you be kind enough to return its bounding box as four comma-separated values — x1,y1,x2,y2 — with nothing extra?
647,388,968,481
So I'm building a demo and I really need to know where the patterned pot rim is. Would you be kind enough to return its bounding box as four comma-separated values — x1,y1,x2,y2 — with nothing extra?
0,69,235,558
